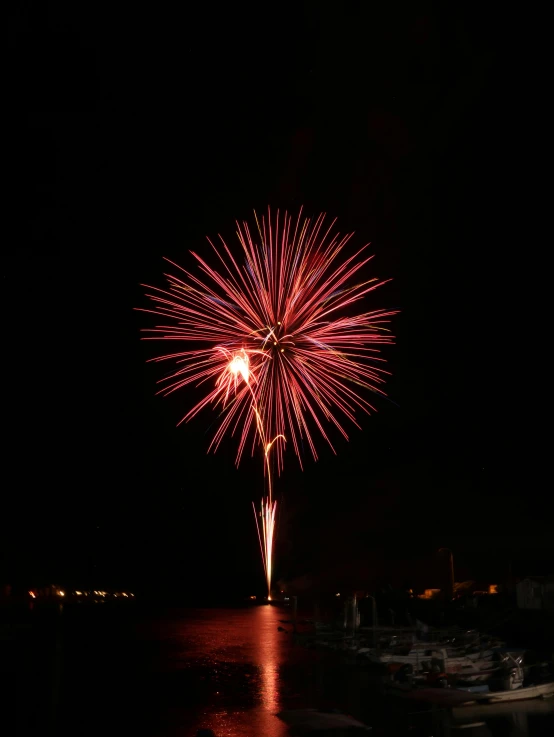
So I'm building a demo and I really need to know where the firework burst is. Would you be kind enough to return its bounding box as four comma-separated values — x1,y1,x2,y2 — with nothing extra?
141,208,396,469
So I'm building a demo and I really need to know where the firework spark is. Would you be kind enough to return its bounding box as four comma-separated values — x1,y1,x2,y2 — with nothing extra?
140,208,396,595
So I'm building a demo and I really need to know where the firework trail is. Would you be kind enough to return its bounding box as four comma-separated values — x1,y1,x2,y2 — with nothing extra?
140,208,396,596
220,348,283,599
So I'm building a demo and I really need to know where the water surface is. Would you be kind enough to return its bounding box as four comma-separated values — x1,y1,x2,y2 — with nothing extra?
9,603,554,736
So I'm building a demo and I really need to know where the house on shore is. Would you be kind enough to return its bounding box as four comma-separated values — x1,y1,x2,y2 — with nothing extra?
516,576,554,610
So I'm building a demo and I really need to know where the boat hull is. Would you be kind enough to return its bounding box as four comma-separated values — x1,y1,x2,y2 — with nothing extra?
456,681,554,705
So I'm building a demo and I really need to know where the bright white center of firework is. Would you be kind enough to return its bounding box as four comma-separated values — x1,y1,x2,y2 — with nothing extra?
229,355,249,383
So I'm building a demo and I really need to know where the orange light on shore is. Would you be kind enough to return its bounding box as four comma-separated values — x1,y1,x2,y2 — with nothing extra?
29,591,36,599
418,588,441,599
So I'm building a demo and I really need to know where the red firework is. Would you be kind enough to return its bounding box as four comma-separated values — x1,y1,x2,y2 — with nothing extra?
140,208,396,472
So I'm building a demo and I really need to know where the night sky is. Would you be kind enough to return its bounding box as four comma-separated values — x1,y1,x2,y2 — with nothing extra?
6,3,546,597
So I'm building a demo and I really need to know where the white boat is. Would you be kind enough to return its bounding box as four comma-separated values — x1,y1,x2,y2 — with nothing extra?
368,647,495,675
455,680,554,704
392,679,554,709
454,650,554,704
450,681,554,713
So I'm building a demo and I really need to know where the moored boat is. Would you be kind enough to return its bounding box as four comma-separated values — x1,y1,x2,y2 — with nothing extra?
392,649,554,707
458,680,554,704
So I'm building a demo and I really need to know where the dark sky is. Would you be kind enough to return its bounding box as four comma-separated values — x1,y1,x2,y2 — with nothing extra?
5,3,546,595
